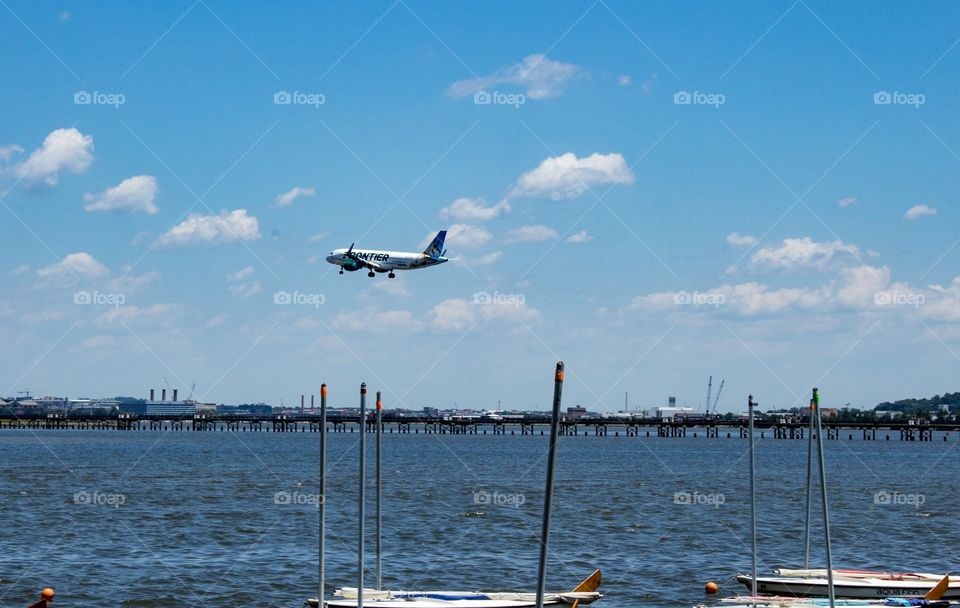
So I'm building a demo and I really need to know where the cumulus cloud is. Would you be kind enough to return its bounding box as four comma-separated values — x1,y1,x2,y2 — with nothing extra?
227,266,255,281
510,152,634,200
84,175,159,214
439,197,510,222
429,296,540,331
905,204,937,220
5,128,94,186
726,232,758,248
448,54,582,99
837,196,857,208
157,209,260,247
97,303,177,324
228,281,262,299
333,308,420,333
749,237,861,271
505,224,558,243
618,75,631,86
37,252,109,279
0,144,24,161
465,251,504,267
274,186,316,208
422,223,492,249
566,230,593,244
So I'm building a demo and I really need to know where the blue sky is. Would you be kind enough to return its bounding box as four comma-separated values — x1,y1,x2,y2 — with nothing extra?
2,1,960,412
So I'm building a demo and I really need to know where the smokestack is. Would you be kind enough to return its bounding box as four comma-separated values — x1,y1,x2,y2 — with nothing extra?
162,389,166,401
173,389,178,402
150,389,155,401
301,394,304,412
311,395,314,410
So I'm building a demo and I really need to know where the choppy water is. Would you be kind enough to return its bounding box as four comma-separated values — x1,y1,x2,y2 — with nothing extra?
0,430,956,607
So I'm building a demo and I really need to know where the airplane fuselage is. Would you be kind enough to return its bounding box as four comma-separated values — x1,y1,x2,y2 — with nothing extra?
326,249,447,272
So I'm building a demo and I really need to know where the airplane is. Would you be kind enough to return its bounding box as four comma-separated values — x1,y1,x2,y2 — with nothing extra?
326,230,449,278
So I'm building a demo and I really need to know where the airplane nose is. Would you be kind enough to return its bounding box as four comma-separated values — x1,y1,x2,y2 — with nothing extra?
325,255,336,263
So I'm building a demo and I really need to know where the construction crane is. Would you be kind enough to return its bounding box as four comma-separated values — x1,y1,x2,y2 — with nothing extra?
711,378,726,414
187,382,196,401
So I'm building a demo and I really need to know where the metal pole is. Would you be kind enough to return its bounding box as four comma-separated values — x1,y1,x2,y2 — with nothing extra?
319,384,327,606
536,362,564,608
748,394,757,597
813,388,835,608
803,396,815,570
376,391,382,591
359,383,366,608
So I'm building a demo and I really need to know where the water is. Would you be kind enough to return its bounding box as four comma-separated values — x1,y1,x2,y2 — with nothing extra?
0,430,956,607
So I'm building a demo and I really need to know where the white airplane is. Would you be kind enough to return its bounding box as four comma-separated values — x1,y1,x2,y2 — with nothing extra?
326,230,449,278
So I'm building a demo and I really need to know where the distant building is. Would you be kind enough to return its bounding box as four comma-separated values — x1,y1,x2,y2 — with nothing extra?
422,407,440,417
119,388,199,416
566,405,587,420
657,406,696,420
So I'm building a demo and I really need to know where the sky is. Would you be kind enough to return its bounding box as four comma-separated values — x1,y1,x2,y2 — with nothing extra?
2,1,960,412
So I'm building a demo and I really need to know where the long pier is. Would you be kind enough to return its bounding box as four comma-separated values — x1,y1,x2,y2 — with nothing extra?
0,413,957,441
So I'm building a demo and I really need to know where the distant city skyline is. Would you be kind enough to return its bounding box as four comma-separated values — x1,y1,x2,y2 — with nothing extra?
2,2,960,412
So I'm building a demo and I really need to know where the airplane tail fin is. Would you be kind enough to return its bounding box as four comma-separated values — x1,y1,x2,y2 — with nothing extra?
423,230,447,258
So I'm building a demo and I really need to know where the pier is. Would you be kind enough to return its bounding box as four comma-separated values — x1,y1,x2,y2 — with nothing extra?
0,413,957,441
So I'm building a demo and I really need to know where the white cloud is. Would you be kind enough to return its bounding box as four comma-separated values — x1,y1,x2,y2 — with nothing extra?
422,223,492,249
373,280,412,297
333,308,420,333
466,251,504,267
206,314,227,328
228,281,262,299
510,152,634,200
905,204,937,220
0,144,24,161
83,175,159,214
12,263,31,275
439,197,510,222
157,209,260,247
97,303,176,324
429,297,540,331
37,252,109,279
274,186,316,208
566,230,593,244
837,196,857,208
107,270,160,292
429,299,477,331
726,232,758,248
308,231,329,243
639,73,659,94
8,128,94,186
749,237,861,271
618,74,631,86
448,54,582,99
506,224,558,243
227,266,255,281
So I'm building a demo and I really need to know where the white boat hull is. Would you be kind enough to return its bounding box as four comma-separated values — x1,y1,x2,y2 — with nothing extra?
736,574,960,600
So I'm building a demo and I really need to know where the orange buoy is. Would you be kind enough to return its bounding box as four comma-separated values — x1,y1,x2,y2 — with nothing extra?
705,581,719,594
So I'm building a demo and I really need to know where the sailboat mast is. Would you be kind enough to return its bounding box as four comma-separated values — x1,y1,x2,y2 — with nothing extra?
536,362,564,608
813,388,836,608
803,394,815,569
748,394,758,597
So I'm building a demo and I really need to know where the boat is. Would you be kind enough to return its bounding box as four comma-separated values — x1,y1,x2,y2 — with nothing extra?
318,570,602,607
734,573,960,600
717,595,952,608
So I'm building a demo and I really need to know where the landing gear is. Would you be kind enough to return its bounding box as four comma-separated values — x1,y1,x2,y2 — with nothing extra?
339,269,344,275
368,271,375,278
388,271,396,278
